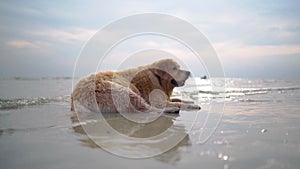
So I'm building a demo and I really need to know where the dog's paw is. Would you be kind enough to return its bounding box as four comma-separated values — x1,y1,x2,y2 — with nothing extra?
181,103,201,110
163,107,180,113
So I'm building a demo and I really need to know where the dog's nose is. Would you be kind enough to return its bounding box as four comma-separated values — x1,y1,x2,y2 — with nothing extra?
186,71,191,77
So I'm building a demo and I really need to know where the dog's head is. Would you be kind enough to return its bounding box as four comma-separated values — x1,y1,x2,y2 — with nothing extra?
151,59,190,87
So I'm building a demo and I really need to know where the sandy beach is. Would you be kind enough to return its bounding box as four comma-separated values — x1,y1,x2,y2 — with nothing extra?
0,77,299,169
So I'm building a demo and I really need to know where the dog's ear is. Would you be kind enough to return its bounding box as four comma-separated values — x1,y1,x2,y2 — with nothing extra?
150,59,175,80
151,68,171,80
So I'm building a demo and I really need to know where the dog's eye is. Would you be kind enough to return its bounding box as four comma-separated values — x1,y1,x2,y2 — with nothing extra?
173,67,177,70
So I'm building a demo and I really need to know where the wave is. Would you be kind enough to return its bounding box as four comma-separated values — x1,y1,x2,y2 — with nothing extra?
197,86,300,96
1,84,299,110
0,96,70,110
180,86,300,103
0,77,77,81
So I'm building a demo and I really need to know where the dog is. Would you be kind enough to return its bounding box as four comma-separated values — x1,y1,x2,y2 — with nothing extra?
71,59,200,113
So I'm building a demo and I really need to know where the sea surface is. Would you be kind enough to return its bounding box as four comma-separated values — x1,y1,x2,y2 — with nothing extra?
0,77,300,169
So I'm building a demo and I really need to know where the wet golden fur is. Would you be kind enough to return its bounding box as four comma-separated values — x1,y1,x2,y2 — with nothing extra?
71,59,200,113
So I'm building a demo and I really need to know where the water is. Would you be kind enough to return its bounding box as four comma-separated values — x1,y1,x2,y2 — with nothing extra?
0,77,300,169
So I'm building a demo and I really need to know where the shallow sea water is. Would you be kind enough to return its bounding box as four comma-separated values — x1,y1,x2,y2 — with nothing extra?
0,77,300,169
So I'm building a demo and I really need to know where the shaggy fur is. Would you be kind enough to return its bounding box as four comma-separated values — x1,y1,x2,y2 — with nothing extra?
71,59,200,113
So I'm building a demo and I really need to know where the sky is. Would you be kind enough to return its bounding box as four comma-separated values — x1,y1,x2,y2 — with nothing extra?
0,0,300,79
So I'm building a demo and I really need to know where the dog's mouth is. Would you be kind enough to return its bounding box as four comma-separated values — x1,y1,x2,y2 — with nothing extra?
171,79,185,87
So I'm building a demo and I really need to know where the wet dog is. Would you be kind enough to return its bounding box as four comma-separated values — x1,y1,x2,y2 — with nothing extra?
71,59,200,113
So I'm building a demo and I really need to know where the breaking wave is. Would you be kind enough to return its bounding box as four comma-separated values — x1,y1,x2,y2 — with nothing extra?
0,96,70,110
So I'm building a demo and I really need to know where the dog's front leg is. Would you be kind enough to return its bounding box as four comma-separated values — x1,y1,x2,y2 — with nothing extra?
166,101,201,110
171,98,194,104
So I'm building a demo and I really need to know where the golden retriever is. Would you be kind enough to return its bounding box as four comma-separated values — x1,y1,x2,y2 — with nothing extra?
71,59,200,113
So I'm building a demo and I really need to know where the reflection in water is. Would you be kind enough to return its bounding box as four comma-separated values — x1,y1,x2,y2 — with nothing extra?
155,134,190,164
71,111,191,162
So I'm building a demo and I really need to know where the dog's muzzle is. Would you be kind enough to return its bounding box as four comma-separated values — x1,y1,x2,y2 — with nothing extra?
171,70,190,87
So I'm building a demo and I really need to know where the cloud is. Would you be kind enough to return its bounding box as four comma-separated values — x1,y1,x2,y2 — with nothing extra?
4,39,56,56
26,28,97,45
0,0,299,78
6,40,37,48
214,41,300,59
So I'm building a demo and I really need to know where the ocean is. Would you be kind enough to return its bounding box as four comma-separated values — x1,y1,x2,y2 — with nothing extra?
0,77,300,169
